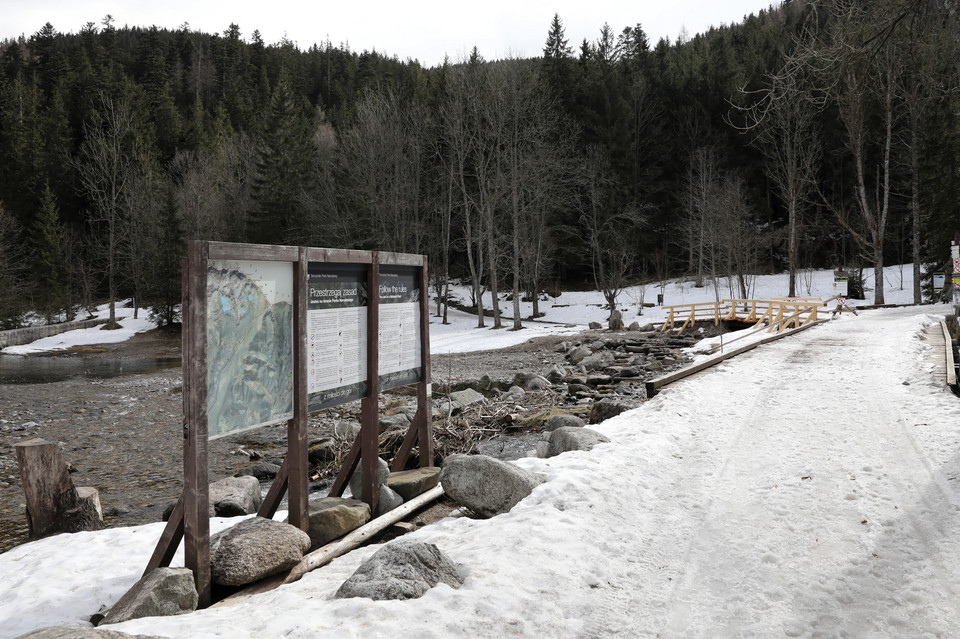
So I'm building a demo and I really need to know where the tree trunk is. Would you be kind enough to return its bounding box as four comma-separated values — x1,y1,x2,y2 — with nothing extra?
910,113,921,304
485,203,501,329
788,199,797,298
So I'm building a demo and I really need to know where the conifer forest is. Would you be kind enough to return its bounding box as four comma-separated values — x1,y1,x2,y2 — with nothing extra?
1,0,958,330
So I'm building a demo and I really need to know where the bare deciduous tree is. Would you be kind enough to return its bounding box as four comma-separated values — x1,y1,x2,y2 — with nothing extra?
75,93,140,327
731,65,822,297
580,145,646,315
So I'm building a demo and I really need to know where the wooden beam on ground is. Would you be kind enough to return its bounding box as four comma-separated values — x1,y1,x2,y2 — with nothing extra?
942,320,957,387
283,484,445,585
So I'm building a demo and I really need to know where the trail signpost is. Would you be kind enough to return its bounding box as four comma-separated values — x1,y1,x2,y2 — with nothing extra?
833,271,849,297
146,242,432,607
953,242,960,315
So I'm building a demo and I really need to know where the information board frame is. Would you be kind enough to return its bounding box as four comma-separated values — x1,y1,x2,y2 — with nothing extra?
146,242,432,607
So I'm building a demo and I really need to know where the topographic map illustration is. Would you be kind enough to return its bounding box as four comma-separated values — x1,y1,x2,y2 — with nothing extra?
206,260,294,438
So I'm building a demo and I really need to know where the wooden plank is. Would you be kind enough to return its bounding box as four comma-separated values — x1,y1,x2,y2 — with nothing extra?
390,418,419,472
207,241,298,262
377,251,424,267
942,320,957,387
302,246,374,264
183,241,211,608
283,485,445,585
328,435,362,497
360,254,381,512
257,457,289,519
287,249,309,532
144,494,184,575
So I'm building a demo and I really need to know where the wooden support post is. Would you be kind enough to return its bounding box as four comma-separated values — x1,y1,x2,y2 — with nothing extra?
144,494,184,575
183,242,211,608
391,419,419,472
257,456,289,519
328,436,362,497
287,249,309,532
417,257,434,468
360,254,381,512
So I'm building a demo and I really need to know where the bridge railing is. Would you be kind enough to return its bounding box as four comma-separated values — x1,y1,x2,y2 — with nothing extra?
661,297,825,335
661,301,721,334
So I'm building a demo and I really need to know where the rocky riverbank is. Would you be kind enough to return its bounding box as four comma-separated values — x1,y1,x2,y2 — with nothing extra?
0,325,703,553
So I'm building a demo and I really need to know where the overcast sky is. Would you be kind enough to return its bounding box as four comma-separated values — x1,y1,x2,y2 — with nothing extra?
5,1,778,67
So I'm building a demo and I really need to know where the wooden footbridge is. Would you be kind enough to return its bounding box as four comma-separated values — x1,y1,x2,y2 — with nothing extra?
647,295,843,397
660,297,832,336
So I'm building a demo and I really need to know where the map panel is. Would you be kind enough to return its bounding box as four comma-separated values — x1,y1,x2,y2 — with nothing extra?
206,260,294,439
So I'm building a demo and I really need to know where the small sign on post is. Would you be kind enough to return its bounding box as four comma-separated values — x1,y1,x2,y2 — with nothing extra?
934,273,946,292
953,242,960,312
833,271,849,297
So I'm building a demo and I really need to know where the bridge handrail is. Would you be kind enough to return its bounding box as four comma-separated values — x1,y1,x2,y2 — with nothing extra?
661,297,826,335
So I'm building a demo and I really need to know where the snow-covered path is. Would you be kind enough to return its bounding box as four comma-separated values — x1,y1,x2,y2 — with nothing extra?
621,307,960,637
6,305,960,638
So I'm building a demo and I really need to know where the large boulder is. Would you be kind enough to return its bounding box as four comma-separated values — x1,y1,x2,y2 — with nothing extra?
542,364,567,383
567,345,592,364
100,568,197,625
209,476,262,517
210,517,310,586
348,457,390,499
436,388,486,416
236,462,281,481
379,411,412,432
580,351,614,372
543,414,586,432
439,454,544,518
302,497,370,547
335,541,465,600
374,485,404,518
387,467,441,501
588,398,632,424
308,439,337,465
15,628,166,639
545,427,610,458
501,386,526,402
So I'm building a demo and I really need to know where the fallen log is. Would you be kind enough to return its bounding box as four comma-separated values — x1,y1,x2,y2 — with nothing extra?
284,484,445,584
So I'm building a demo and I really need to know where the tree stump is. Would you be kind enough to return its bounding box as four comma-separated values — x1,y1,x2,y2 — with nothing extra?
14,438,102,538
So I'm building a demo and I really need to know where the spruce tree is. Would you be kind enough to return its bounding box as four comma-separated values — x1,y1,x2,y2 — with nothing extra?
32,184,69,322
542,14,575,108
249,78,315,244
147,183,184,327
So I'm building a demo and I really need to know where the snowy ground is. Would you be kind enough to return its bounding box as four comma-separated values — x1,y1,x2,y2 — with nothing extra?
2,302,157,355
3,268,959,638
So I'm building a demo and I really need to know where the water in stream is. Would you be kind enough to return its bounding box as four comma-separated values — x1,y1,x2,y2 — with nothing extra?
0,354,181,384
